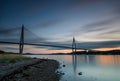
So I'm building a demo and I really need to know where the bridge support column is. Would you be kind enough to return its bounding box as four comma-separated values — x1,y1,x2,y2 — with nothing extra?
72,37,76,54
19,25,24,54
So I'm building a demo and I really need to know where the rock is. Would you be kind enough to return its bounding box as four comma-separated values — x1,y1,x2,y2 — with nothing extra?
63,65,66,67
62,73,65,75
78,72,82,75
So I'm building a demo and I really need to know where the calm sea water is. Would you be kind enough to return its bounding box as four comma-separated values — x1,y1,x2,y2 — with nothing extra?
26,55,120,81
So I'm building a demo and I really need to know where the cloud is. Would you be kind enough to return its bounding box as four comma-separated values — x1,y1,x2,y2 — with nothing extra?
81,16,120,32
68,0,120,38
0,44,19,52
111,0,120,16
70,15,120,42
30,40,120,50
0,27,21,42
69,0,120,7
70,0,98,5
30,18,64,29
77,41,120,49
0,27,20,36
0,26,50,43
5,47,18,50
29,41,71,50
67,0,109,12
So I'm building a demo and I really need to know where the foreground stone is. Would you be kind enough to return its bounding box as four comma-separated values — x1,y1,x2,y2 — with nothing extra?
0,59,62,81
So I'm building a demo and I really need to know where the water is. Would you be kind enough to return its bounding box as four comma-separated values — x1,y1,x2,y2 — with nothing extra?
26,55,120,81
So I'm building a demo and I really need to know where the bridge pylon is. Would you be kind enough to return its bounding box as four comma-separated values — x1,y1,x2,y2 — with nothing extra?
72,37,76,54
19,25,24,54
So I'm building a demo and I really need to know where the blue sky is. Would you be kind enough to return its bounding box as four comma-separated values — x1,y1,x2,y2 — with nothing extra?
0,0,120,53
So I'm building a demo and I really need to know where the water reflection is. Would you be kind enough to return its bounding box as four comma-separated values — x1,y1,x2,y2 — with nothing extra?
27,55,120,81
72,54,77,74
95,55,120,65
72,54,120,75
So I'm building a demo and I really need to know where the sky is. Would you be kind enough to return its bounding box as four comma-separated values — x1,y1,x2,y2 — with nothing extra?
0,0,120,54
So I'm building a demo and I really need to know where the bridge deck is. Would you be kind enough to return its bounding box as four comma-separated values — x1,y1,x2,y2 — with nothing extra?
0,41,88,50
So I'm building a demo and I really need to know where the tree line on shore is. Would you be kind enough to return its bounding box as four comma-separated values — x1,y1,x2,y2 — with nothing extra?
0,49,120,55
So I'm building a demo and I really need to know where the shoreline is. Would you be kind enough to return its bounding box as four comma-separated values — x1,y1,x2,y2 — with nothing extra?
0,55,62,81
2,53,120,55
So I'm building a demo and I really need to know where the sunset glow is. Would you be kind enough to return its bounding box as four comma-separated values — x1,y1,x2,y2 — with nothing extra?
0,0,120,53
93,46,120,51
95,55,120,65
1,1,120,81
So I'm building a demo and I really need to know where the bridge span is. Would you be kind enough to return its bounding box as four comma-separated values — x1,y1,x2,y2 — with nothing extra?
0,25,90,54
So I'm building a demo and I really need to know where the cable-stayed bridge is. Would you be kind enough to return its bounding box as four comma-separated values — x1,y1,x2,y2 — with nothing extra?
0,25,90,54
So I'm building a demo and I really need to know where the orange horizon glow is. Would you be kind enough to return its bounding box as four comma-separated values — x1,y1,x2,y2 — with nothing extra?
24,47,120,54
95,55,120,65
93,46,120,51
22,45,120,54
24,45,72,54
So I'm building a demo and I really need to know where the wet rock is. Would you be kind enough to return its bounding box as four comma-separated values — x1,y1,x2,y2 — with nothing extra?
63,65,66,67
78,72,82,75
62,73,65,75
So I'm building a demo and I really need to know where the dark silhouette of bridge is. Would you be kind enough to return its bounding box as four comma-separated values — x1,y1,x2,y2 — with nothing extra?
0,25,90,54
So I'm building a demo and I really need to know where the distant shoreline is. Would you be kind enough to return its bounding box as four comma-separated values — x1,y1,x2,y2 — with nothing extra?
1,49,120,55
1,53,120,55
23,53,120,55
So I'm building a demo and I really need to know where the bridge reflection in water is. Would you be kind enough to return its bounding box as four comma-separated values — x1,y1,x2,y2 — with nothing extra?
71,55,120,75
72,54,77,75
26,55,120,81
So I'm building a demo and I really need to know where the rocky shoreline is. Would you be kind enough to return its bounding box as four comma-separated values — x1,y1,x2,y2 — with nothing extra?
0,58,62,81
